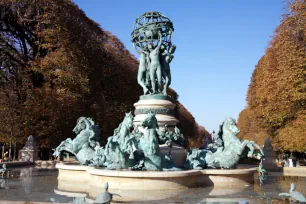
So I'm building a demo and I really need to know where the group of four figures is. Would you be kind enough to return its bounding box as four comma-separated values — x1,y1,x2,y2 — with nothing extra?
135,30,176,95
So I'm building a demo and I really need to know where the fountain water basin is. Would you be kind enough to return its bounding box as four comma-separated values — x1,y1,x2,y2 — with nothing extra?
56,163,256,190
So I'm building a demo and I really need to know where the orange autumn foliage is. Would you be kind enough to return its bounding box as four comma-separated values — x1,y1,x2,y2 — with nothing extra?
238,0,306,152
0,0,208,148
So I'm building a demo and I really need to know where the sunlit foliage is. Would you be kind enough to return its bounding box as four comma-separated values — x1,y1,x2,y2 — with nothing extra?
238,0,306,152
0,0,208,148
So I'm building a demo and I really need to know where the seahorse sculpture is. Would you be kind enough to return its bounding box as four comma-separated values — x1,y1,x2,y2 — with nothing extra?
53,117,101,165
186,117,265,169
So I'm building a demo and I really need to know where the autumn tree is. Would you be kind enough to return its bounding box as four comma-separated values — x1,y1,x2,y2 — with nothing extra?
238,0,306,152
0,0,141,149
0,0,209,150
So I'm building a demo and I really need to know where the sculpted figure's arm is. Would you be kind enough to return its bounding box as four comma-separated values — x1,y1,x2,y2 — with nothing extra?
134,43,149,55
162,49,170,56
166,55,174,63
141,49,149,56
133,43,141,55
156,31,163,50
169,44,176,54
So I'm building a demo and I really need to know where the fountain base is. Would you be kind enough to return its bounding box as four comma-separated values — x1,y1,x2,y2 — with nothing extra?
56,163,256,190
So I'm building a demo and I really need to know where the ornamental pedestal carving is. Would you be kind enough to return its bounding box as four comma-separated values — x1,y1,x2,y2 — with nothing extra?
262,138,278,171
19,135,39,162
133,98,179,131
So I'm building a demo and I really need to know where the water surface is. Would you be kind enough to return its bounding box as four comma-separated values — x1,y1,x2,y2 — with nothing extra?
0,167,305,203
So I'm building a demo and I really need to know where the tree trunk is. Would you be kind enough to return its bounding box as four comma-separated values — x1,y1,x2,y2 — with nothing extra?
13,142,17,161
9,128,12,161
1,145,4,159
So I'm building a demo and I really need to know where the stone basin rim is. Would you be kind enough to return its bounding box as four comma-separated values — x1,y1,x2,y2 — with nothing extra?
56,163,257,177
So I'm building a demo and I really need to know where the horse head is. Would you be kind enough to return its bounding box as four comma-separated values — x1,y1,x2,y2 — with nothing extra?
122,112,134,130
141,112,158,128
73,117,90,134
223,117,240,136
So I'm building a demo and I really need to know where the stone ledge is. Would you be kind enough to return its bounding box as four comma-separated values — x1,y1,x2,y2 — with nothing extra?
139,94,174,101
135,108,174,116
88,168,200,178
1,161,33,167
200,168,257,175
56,163,93,171
133,114,179,126
134,99,176,110
56,164,257,190
282,167,306,176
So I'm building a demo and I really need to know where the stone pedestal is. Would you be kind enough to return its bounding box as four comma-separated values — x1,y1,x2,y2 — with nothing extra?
262,138,278,171
133,96,186,167
56,163,257,193
19,135,39,162
133,97,178,130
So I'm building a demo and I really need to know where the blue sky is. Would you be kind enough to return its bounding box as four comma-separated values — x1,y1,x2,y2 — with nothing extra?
73,0,284,132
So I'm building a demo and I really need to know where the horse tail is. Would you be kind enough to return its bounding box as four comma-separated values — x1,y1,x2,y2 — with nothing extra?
279,193,291,197
83,118,99,144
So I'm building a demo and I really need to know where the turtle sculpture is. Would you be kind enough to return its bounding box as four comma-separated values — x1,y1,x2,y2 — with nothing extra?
94,182,120,204
0,164,7,178
279,183,306,202
0,178,8,189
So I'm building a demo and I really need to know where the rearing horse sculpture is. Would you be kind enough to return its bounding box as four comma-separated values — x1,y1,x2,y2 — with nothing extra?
205,117,264,169
53,117,101,165
104,112,134,169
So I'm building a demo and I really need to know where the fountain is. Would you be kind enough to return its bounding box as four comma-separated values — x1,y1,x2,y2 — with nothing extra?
19,135,40,162
54,11,266,202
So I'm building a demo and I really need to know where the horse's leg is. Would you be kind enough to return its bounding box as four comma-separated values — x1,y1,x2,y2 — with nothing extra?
246,143,255,157
251,142,264,157
243,140,264,159
238,140,250,155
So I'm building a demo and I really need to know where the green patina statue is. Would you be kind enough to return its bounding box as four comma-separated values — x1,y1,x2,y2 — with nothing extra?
127,112,182,171
95,182,120,204
184,149,207,170
157,125,185,147
103,112,134,169
124,112,163,170
257,159,268,185
186,117,265,169
0,164,7,178
257,160,268,176
53,117,101,165
137,112,163,170
54,112,184,170
53,12,266,173
132,11,176,96
205,117,265,169
207,126,223,152
279,183,306,202
53,115,263,171
89,145,106,167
